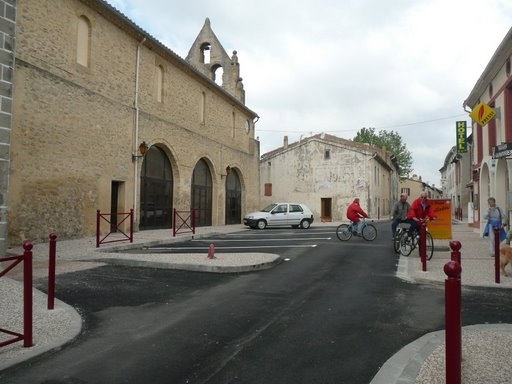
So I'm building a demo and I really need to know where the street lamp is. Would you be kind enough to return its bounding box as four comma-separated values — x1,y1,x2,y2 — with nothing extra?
132,141,149,161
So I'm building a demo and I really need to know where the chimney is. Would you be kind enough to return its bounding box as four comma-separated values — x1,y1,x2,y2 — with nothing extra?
283,136,288,148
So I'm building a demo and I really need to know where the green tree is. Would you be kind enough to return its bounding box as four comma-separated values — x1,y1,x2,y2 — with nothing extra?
353,127,413,177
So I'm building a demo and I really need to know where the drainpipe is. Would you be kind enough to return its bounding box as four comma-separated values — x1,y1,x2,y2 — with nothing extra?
133,37,146,223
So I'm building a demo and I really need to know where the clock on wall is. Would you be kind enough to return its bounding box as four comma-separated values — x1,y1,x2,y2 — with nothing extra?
244,120,250,134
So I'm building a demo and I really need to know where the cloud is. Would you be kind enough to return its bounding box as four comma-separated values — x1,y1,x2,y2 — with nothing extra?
106,0,511,185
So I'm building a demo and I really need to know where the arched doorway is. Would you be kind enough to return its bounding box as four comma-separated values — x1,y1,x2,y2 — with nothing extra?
191,159,212,226
225,170,241,224
140,146,173,229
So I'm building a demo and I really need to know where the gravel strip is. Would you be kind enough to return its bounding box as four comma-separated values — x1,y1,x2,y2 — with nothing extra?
416,328,512,383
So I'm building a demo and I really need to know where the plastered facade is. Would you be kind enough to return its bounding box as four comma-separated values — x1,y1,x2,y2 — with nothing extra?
7,0,259,246
260,134,399,221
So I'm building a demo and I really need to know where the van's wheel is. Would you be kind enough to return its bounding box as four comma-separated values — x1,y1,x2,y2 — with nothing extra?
300,220,311,229
257,220,267,229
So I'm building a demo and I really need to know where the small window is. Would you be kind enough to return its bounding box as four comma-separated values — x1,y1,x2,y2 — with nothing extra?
289,204,304,213
155,65,164,102
232,111,235,137
200,43,211,64
200,91,206,124
324,149,330,160
274,204,287,213
264,183,272,196
76,16,91,67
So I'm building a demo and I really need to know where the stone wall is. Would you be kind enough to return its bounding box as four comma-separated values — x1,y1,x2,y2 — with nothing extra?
7,0,259,245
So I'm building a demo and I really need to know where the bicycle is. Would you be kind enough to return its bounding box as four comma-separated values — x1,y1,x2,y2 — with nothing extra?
393,221,410,253
398,220,434,260
336,218,377,241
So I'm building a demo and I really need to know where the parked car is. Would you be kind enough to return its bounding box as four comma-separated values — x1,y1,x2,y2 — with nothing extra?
243,203,314,229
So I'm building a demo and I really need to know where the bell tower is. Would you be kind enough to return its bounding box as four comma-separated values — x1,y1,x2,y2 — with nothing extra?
186,18,245,103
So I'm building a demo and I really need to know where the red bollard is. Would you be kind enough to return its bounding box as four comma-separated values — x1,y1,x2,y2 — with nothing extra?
48,233,57,310
23,241,34,348
419,221,427,271
444,260,462,384
449,240,461,265
494,226,500,284
207,243,216,259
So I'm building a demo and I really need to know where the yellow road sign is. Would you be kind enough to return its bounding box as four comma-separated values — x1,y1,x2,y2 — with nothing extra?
469,102,496,126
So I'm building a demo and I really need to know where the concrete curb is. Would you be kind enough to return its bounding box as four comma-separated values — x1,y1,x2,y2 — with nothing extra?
94,254,283,273
0,281,83,372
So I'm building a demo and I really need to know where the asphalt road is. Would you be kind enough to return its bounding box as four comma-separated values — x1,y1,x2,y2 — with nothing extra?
2,223,512,384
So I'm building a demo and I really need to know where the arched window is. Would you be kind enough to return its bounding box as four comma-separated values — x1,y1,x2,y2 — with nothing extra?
140,146,173,229
231,111,235,137
200,42,211,64
200,91,206,124
156,65,164,102
76,16,91,67
212,64,223,86
225,171,242,224
191,159,212,226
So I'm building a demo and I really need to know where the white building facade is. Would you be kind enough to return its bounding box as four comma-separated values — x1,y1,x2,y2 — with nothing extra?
260,134,399,222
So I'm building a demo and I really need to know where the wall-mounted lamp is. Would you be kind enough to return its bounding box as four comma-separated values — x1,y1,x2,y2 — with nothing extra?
221,165,232,179
132,141,149,161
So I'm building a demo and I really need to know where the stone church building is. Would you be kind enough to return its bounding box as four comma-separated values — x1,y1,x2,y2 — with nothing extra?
1,0,260,250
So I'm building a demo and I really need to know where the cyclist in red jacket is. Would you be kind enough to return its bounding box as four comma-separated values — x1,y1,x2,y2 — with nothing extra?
406,191,436,235
346,198,369,236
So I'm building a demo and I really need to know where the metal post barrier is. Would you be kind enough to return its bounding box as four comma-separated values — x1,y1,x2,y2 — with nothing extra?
173,208,177,237
207,243,216,259
48,233,57,310
444,260,462,384
96,209,101,248
23,241,34,347
494,226,500,284
129,208,134,243
450,240,461,265
192,209,196,235
419,221,427,272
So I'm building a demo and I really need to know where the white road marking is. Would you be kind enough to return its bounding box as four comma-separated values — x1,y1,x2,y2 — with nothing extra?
191,238,331,242
149,244,318,250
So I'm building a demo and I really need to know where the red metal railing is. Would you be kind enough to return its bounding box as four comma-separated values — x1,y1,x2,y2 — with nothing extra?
96,209,134,248
0,241,34,348
173,209,196,237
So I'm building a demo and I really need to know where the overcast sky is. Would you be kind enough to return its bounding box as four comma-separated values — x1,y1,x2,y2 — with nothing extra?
107,0,511,187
